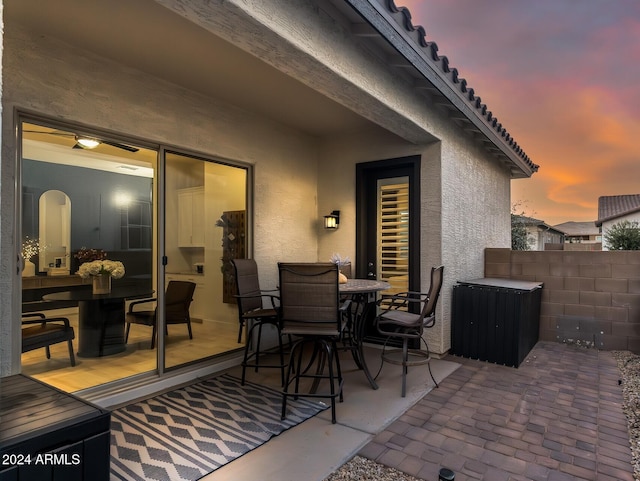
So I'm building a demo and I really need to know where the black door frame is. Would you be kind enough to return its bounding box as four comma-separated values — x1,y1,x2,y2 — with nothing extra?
355,155,421,297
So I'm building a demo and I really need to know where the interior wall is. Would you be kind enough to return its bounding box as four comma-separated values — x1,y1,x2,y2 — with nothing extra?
0,25,321,375
204,162,247,323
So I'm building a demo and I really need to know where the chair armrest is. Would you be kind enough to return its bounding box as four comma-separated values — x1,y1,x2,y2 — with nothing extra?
234,291,281,309
339,299,352,312
128,298,157,313
22,317,72,328
423,313,436,329
263,291,280,309
380,291,429,301
22,312,46,320
377,292,427,310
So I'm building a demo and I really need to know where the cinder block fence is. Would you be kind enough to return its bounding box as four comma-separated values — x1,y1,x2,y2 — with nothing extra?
484,248,640,353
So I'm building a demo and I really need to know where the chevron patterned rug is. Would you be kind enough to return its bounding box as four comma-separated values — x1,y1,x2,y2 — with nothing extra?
110,374,327,480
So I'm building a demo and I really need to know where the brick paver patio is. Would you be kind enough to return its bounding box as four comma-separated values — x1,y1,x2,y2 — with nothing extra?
360,341,635,481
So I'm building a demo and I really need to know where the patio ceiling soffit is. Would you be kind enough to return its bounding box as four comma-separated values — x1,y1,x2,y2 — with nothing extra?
345,0,539,179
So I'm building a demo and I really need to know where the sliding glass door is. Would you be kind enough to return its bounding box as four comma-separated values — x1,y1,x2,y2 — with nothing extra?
164,151,247,370
20,119,157,391
19,117,250,392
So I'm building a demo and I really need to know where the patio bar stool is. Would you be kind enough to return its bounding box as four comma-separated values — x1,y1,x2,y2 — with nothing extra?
278,262,350,424
375,265,444,397
232,258,286,386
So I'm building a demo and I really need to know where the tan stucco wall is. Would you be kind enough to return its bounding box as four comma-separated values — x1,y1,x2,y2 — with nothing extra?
317,129,511,355
0,25,322,374
0,0,513,373
436,137,511,353
156,0,439,145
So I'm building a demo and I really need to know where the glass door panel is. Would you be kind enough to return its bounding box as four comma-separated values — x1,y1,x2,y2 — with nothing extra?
356,156,420,344
20,120,157,392
164,152,247,370
377,177,410,310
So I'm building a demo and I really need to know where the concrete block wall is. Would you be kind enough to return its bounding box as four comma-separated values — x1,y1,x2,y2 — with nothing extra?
485,248,640,352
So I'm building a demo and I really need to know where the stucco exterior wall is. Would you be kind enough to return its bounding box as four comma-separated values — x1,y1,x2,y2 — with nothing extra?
157,0,438,145
0,26,321,374
436,135,512,353
1,0,516,372
317,130,427,267
317,128,511,356
207,0,513,355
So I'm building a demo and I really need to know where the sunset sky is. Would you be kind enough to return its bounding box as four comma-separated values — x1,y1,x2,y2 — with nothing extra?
401,0,640,226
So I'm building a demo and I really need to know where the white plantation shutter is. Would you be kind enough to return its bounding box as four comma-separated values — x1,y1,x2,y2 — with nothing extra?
378,179,409,309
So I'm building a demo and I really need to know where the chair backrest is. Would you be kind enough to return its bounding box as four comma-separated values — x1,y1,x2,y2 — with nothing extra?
421,265,444,320
278,262,340,327
231,258,264,316
165,280,196,320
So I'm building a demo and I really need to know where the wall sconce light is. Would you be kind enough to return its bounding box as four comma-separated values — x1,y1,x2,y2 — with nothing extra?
324,210,340,230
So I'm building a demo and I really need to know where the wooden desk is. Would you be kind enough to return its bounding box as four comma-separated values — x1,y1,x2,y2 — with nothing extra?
22,275,90,312
0,374,110,481
43,286,154,358
22,275,87,290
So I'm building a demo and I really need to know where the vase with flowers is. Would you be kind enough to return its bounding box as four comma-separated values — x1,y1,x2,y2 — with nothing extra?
330,253,351,283
76,248,125,294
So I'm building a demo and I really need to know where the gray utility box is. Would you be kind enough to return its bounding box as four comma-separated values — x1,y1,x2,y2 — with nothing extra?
451,278,543,367
0,374,111,481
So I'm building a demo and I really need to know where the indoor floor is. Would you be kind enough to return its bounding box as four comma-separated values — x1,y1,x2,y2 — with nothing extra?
21,307,240,392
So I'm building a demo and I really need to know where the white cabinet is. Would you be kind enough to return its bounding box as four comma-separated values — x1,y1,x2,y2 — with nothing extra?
166,274,206,321
177,187,204,247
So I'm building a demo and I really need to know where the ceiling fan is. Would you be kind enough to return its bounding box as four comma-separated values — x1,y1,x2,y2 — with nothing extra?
23,129,139,153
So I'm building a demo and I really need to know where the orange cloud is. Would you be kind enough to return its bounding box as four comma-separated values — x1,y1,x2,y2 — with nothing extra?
397,0,640,225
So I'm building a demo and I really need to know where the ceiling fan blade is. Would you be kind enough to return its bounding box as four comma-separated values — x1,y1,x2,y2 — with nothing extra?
25,129,139,153
101,140,139,153
24,130,75,137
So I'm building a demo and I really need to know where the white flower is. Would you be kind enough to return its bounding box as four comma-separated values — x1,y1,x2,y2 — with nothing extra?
330,253,351,266
78,260,125,279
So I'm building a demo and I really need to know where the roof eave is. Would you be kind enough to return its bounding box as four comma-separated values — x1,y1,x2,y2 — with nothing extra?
344,0,538,178
596,206,640,227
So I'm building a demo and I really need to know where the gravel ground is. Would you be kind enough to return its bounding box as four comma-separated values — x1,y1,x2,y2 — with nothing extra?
324,455,423,481
613,350,640,481
326,350,640,481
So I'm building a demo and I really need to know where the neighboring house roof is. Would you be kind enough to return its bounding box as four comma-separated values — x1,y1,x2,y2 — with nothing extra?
349,0,538,179
596,194,640,226
513,215,565,235
553,221,600,237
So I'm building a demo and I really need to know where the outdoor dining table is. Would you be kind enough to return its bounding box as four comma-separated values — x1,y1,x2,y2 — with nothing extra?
339,278,390,390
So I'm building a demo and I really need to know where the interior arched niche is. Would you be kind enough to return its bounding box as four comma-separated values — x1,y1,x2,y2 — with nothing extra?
39,190,71,274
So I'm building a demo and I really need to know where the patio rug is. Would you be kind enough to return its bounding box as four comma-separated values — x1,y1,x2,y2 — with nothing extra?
110,373,327,481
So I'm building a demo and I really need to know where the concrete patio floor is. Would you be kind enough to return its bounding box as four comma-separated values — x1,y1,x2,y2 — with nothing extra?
202,345,460,481
203,342,635,481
